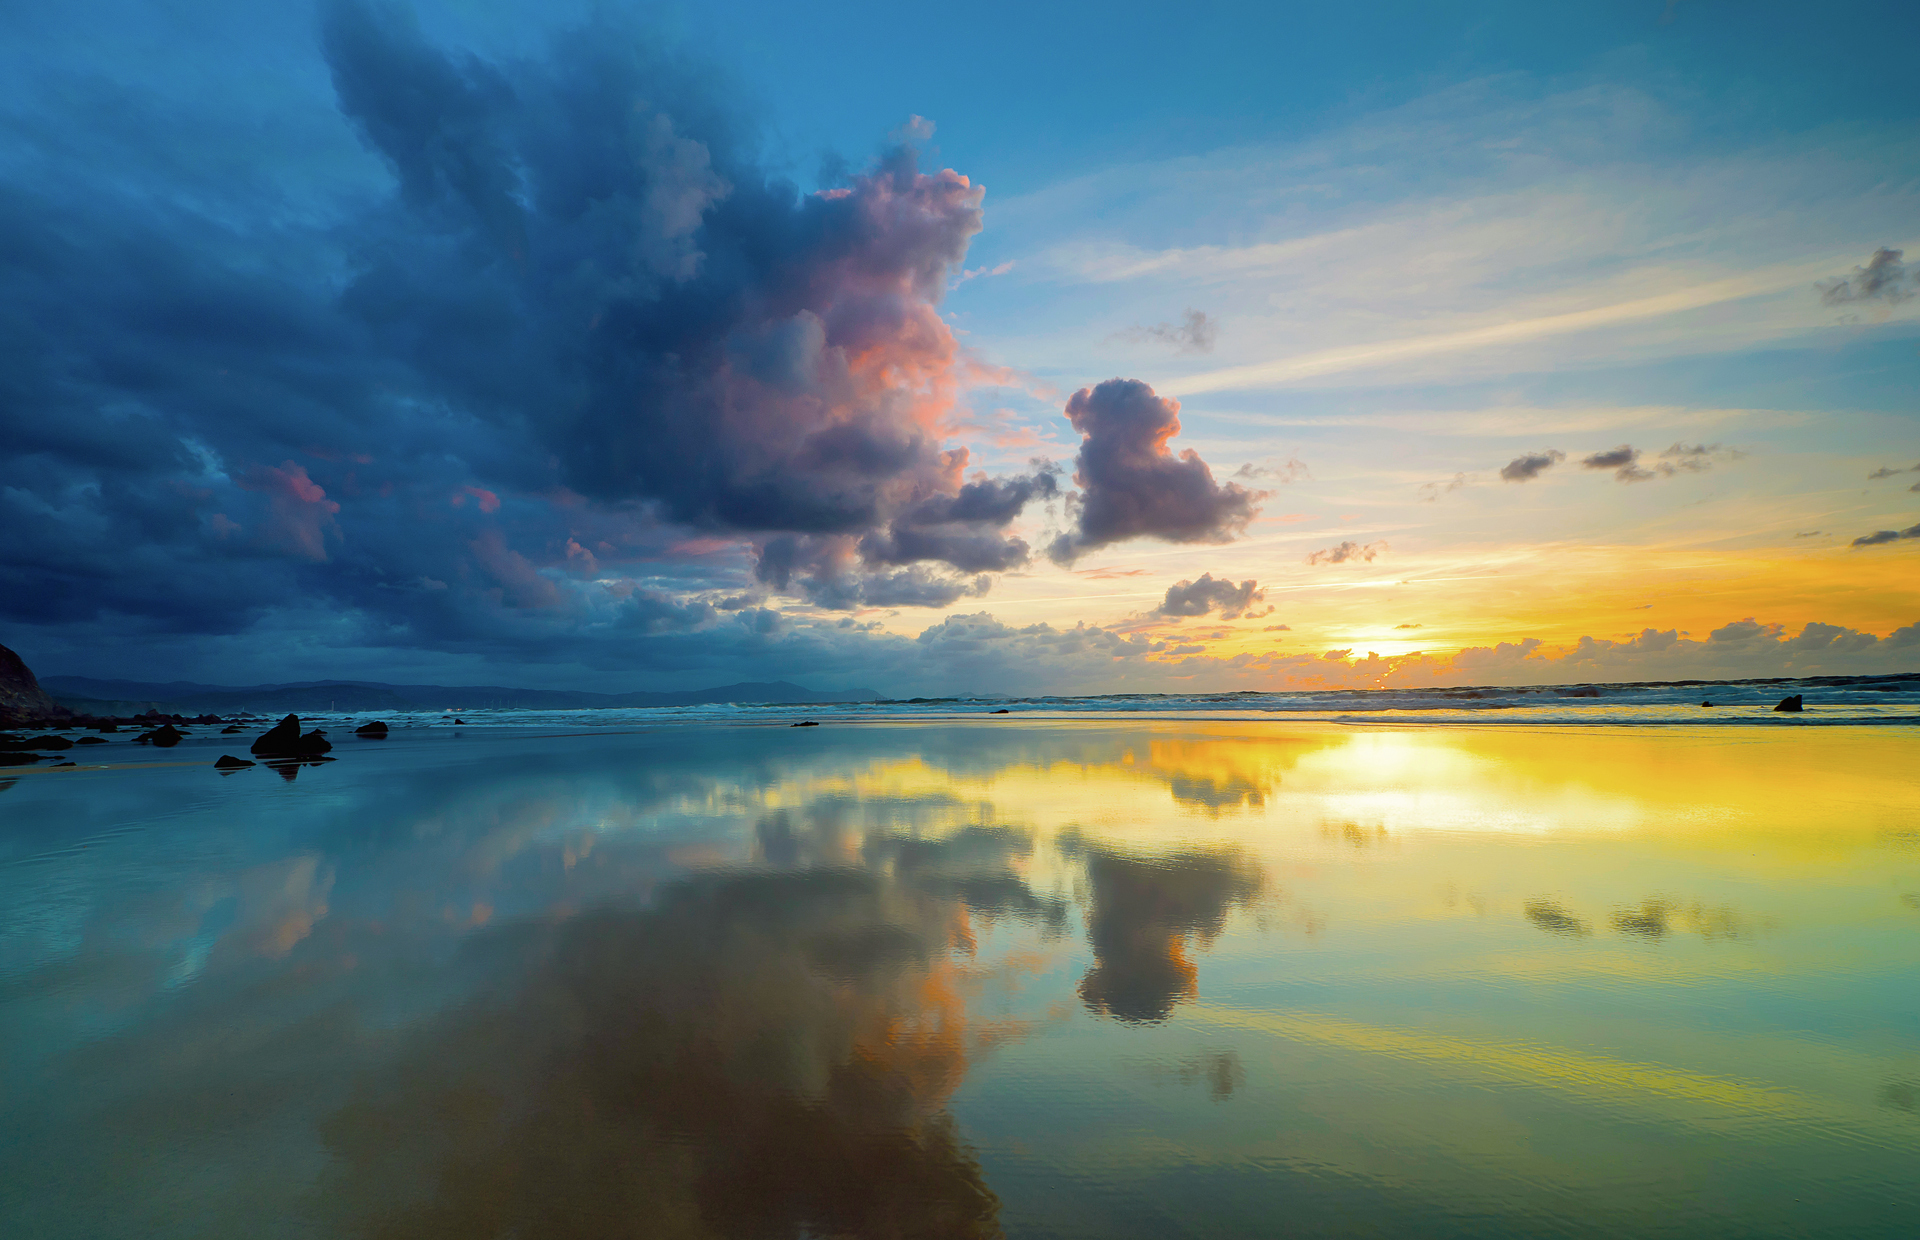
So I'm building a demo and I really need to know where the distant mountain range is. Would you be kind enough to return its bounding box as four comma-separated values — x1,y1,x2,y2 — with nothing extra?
41,676,884,714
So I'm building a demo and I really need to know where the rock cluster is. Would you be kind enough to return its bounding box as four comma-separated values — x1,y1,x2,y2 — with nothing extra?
250,713,335,758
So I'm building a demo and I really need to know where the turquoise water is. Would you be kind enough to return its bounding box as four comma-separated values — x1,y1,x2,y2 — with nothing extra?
2,720,1918,1237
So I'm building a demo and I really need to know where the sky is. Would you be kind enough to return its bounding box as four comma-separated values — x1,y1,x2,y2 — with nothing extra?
2,0,1917,696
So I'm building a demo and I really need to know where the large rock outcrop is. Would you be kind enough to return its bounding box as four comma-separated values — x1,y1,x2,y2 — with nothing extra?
0,644,66,726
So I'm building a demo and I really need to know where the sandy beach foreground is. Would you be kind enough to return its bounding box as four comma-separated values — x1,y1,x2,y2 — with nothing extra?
2,720,1917,1238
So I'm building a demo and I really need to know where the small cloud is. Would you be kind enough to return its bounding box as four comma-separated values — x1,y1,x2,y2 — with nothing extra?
1708,617,1780,643
1158,573,1263,619
1582,444,1654,482
1794,530,1822,538
1263,623,1291,631
1306,539,1386,566
1852,522,1920,547
1819,247,1916,307
1582,443,1733,483
889,114,936,144
1658,442,1728,475
1868,462,1920,481
1115,309,1217,355
1235,456,1309,483
1500,450,1564,482
1418,473,1469,502
952,259,1015,287
1394,623,1422,630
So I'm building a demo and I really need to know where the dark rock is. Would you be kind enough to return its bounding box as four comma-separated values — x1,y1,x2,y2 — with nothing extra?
354,721,389,738
1700,700,1713,707
0,753,40,766
26,735,73,750
991,708,1011,714
136,725,185,747
0,642,67,727
214,754,255,769
76,736,107,745
222,725,243,734
453,718,467,724
251,714,332,757
790,720,820,727
1773,694,1805,713
95,723,119,733
49,761,75,768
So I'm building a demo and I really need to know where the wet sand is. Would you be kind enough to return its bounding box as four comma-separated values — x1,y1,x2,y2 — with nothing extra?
2,721,1917,1238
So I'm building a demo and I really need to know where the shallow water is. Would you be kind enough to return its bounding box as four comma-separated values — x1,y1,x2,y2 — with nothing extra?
2,720,1918,1238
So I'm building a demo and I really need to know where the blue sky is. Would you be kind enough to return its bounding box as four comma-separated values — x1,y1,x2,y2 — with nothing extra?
2,0,1916,694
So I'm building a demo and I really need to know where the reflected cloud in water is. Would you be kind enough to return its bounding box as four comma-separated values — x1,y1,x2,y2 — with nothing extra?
1060,831,1263,1024
1523,897,1592,938
320,862,1031,1238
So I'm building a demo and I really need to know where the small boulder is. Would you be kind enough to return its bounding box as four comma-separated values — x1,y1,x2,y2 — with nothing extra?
214,754,255,769
1772,694,1804,713
25,735,72,750
354,721,389,738
136,724,184,747
0,753,39,766
221,725,243,734
991,708,1010,714
76,736,107,745
790,720,820,727
1700,700,1713,707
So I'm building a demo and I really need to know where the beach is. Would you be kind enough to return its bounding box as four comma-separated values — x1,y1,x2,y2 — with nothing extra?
2,716,1918,1238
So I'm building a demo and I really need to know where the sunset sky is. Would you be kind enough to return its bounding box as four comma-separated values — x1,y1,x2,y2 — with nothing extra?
2,0,1916,694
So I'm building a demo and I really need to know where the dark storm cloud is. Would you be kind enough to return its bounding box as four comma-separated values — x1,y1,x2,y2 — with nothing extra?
1046,379,1259,564
1819,247,1915,306
1157,573,1263,619
0,1,1070,671
1116,309,1218,354
1851,522,1920,547
1500,449,1564,482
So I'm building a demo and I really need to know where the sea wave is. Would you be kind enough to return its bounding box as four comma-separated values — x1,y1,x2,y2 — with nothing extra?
289,673,1920,730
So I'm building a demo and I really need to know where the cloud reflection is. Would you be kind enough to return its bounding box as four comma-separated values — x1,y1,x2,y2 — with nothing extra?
1061,834,1263,1024
319,864,1024,1238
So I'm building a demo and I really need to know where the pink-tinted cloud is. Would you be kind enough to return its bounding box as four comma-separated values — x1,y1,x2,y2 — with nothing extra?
240,461,340,562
